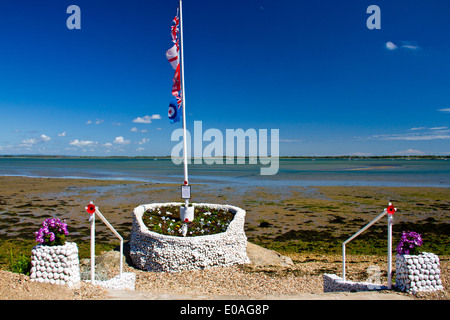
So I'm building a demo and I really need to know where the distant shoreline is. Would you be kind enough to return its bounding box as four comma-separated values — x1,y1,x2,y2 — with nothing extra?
1,155,449,160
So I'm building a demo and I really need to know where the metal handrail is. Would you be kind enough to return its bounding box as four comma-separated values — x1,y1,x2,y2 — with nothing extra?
87,202,123,284
342,203,394,289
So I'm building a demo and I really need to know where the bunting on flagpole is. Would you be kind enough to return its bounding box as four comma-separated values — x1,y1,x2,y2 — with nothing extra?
166,8,182,123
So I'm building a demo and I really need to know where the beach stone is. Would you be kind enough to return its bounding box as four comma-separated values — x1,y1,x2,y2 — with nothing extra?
246,242,294,267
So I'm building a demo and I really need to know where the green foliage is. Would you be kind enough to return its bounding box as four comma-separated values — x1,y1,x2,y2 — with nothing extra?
9,249,31,275
142,205,234,237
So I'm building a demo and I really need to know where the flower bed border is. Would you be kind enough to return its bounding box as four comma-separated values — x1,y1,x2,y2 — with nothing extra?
395,252,443,293
30,242,80,287
130,202,250,272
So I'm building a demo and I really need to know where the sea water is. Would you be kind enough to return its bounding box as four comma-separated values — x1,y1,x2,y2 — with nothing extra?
0,157,449,187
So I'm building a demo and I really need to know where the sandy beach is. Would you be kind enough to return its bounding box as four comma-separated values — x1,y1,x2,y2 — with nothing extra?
0,176,449,300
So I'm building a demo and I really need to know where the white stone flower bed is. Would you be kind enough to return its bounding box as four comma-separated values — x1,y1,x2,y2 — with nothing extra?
130,202,250,272
395,252,443,293
89,272,136,291
323,274,387,292
30,242,80,287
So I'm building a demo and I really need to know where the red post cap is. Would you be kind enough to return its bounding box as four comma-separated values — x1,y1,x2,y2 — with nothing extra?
386,204,396,215
86,203,96,214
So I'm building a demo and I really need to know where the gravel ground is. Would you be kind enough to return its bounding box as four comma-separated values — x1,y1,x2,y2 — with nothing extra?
2,252,447,300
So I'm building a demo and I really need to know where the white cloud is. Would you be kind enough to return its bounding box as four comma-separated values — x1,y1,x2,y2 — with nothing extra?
103,142,113,148
136,147,145,152
86,119,103,125
385,41,398,50
402,44,419,50
113,136,130,145
130,127,138,132
40,134,51,142
386,41,421,51
132,114,162,124
138,138,150,145
69,139,97,147
392,149,425,156
58,131,66,137
19,138,37,147
133,116,152,124
18,134,51,147
438,108,450,113
141,129,148,133
370,130,450,141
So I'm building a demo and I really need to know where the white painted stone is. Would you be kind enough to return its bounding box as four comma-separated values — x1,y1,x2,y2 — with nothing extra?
30,242,80,287
130,203,250,272
395,252,443,293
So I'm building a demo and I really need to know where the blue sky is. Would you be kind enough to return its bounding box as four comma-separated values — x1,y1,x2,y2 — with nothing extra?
0,0,449,156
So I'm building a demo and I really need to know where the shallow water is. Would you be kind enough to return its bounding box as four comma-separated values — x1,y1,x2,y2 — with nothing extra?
1,158,449,187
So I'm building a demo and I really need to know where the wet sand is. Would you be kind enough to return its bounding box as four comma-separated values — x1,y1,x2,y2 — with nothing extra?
0,176,449,250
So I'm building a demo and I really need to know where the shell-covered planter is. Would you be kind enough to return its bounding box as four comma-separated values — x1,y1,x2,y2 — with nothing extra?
395,252,443,293
130,202,250,272
30,242,80,287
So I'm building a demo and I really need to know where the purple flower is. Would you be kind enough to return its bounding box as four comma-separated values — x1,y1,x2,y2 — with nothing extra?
396,231,423,255
35,218,69,246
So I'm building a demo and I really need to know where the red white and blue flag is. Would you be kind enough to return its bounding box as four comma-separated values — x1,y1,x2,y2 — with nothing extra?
167,8,182,123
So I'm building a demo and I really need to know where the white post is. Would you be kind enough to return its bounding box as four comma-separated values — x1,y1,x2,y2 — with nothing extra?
342,243,346,281
179,0,189,204
119,240,123,277
90,211,95,284
387,213,393,289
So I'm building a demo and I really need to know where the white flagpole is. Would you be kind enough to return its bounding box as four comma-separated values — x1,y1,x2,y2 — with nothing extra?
179,0,189,206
